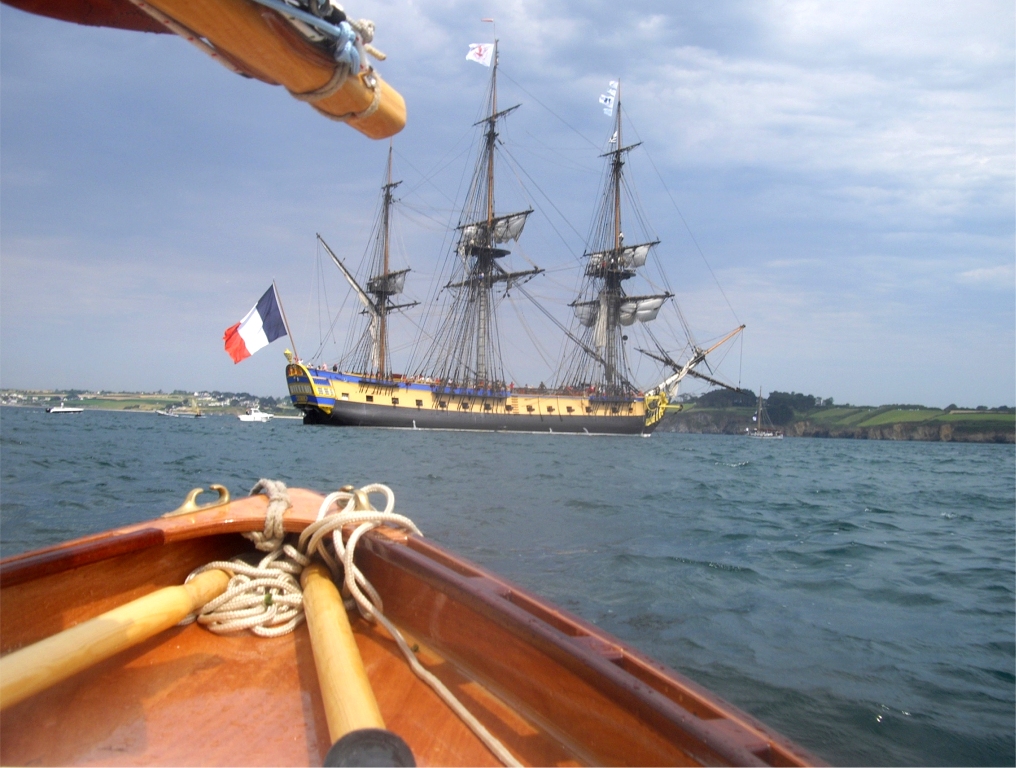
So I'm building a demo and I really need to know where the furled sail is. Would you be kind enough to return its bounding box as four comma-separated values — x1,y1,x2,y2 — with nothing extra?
572,301,599,327
584,241,658,273
458,210,532,249
571,293,670,328
618,295,669,325
366,268,409,295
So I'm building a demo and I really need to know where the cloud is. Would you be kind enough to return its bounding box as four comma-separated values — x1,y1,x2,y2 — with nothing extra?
1,0,1012,406
957,263,1015,287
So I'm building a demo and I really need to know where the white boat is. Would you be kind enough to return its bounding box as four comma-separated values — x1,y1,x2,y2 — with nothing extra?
45,402,83,414
156,408,204,418
238,406,273,422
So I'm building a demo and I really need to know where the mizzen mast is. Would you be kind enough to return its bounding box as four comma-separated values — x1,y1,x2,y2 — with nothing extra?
374,142,400,378
320,142,416,379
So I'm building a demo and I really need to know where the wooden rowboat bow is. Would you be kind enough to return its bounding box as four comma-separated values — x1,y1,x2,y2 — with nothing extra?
0,483,825,766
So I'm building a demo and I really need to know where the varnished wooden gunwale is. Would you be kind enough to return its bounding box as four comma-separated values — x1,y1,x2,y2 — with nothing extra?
0,527,166,589
0,489,822,766
359,535,808,767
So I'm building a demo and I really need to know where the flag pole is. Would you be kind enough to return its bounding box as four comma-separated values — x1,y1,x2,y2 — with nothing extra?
273,279,299,361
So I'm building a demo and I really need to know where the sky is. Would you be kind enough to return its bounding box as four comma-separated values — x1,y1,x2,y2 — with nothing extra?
2,0,1013,407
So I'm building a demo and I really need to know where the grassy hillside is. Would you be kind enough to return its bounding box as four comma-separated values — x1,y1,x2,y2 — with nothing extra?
660,396,1014,443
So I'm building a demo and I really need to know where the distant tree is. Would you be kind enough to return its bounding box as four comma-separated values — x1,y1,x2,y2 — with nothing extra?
945,404,957,411
766,401,794,425
697,387,757,408
822,397,834,407
767,391,817,413
976,405,987,411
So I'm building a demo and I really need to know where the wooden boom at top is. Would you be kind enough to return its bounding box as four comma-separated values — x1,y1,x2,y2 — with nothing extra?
4,0,406,139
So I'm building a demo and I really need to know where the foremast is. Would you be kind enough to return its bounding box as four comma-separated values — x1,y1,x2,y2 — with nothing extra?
319,142,417,379
414,41,542,392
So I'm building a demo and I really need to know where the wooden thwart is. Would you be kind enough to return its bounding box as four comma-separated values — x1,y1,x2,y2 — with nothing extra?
0,568,230,710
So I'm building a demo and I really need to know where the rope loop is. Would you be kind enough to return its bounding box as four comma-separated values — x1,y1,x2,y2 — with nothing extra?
245,478,291,551
185,481,420,635
298,483,420,621
288,62,350,103
182,480,519,766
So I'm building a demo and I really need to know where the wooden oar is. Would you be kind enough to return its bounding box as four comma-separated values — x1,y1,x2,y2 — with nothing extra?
0,568,230,710
300,561,414,766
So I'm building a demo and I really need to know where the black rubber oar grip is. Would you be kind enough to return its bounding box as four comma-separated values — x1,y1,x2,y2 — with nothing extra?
324,728,416,767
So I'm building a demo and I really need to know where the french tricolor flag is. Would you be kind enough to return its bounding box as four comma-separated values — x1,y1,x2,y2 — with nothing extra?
223,285,288,363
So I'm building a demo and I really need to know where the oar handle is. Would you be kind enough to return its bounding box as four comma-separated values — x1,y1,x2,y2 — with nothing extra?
0,568,230,710
300,561,385,735
300,562,415,766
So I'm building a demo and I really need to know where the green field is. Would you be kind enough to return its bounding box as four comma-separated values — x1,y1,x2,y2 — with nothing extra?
666,399,1014,442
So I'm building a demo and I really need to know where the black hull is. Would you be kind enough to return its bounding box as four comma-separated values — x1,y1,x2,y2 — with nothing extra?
301,400,654,435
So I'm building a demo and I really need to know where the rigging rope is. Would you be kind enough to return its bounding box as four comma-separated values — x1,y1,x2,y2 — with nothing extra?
183,480,520,767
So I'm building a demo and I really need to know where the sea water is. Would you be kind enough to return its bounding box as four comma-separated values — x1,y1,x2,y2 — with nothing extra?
1,406,1013,766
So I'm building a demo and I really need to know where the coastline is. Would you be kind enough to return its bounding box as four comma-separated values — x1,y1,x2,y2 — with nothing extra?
660,406,1015,443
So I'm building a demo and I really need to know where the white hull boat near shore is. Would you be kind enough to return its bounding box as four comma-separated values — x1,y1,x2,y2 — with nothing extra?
46,402,83,414
238,406,273,422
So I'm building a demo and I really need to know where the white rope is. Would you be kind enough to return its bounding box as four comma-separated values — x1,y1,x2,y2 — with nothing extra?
189,545,309,637
288,63,351,103
244,478,290,550
185,481,520,766
184,479,308,636
297,486,522,767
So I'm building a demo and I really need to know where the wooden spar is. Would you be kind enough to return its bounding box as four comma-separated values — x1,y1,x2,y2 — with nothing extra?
700,324,746,357
141,0,406,139
0,568,230,711
300,561,385,740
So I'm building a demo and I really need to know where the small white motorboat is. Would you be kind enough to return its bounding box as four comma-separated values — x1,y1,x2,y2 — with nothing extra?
238,406,273,422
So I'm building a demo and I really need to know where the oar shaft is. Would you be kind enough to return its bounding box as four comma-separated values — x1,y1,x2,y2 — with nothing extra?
300,562,385,740
0,568,230,710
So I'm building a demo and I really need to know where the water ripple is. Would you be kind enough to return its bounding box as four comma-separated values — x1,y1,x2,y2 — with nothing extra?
1,407,1012,767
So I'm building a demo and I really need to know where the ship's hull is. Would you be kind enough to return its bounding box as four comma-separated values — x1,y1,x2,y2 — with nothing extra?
302,397,651,434
287,363,660,435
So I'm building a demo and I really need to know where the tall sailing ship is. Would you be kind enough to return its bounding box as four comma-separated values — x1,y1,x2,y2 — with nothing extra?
286,43,743,434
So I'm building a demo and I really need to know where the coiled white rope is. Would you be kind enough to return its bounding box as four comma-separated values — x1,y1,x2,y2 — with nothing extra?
185,480,521,767
185,480,309,636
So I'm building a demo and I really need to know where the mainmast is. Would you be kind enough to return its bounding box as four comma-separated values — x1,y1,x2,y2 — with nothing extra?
487,42,497,228
417,40,541,390
477,41,498,383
